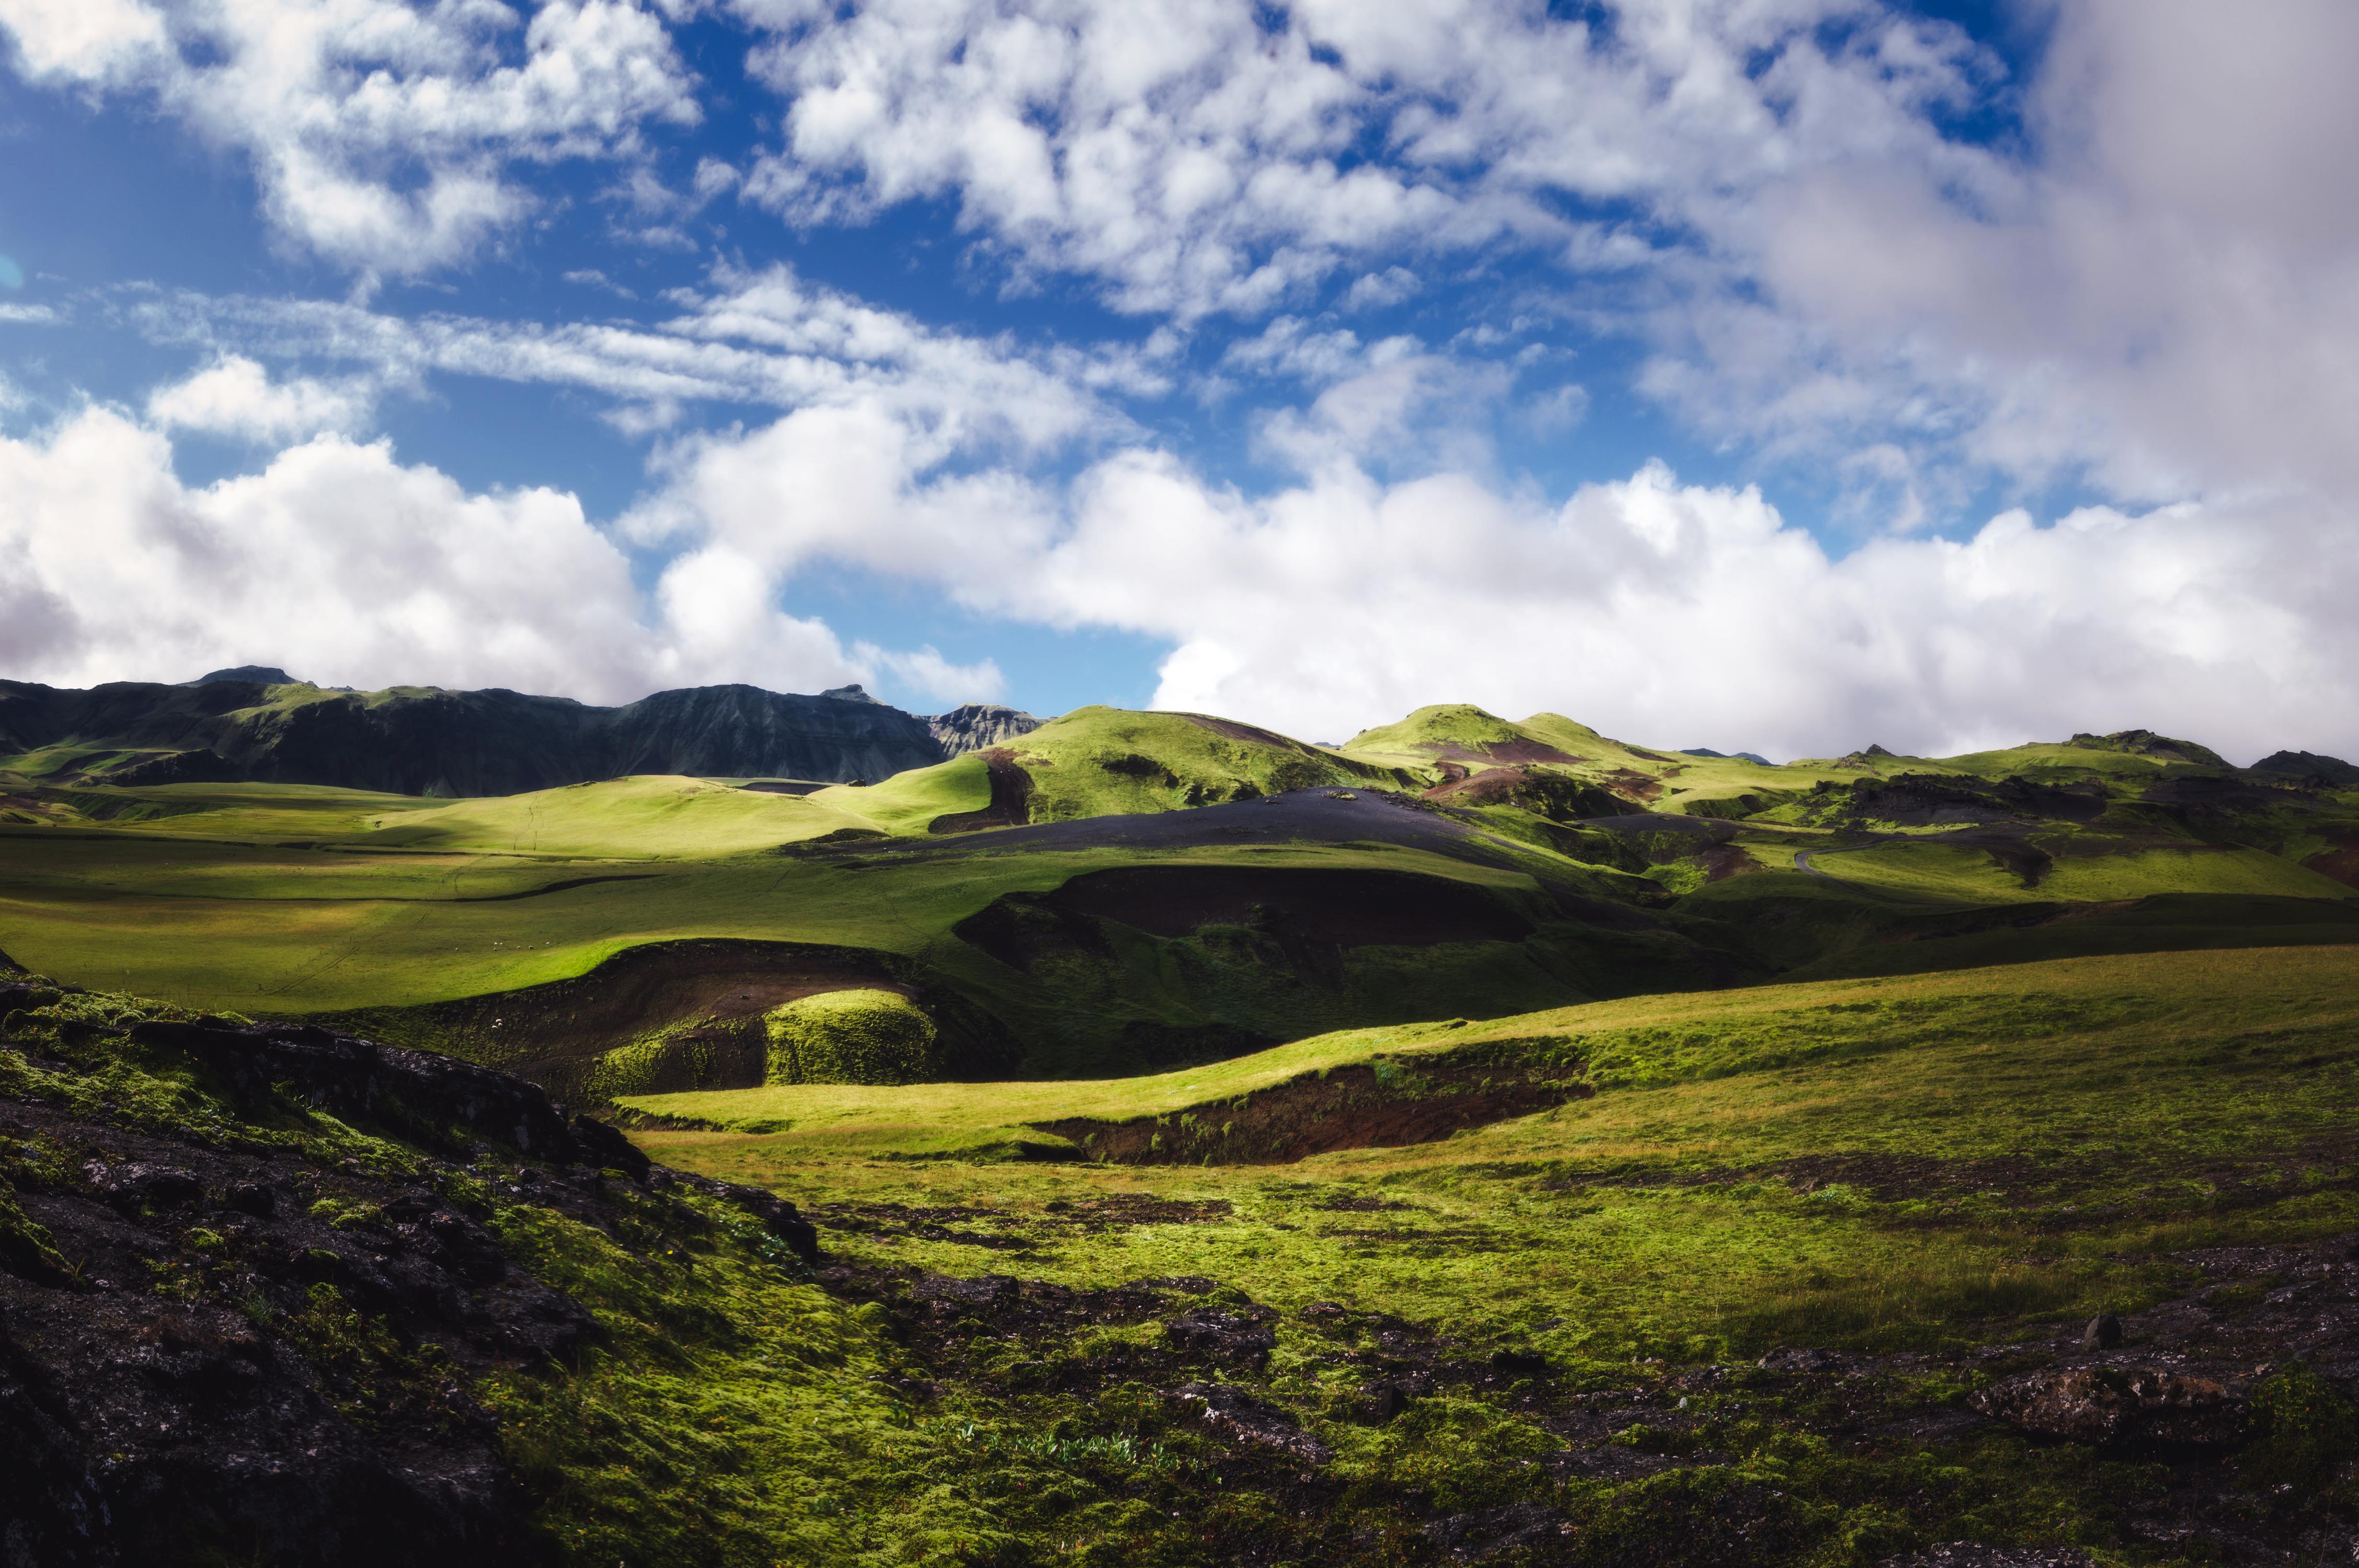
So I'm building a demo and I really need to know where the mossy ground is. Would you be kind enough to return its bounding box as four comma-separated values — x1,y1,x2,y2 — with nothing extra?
594,946,2359,1564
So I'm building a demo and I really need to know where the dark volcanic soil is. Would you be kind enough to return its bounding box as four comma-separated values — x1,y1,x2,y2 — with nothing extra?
927,746,1034,833
810,1218,2359,1567
1035,1057,1588,1163
1043,864,1539,946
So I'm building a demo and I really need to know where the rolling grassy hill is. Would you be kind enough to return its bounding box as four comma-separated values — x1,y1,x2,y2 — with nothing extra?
2,697,2355,1098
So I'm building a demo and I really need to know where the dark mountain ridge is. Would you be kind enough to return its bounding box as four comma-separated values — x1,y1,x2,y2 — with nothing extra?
0,674,1039,797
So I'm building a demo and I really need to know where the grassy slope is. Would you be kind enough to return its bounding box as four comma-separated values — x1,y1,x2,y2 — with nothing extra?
0,821,1554,1018
995,706,1386,820
635,944,2359,1355
364,775,873,857
1804,841,2354,903
810,753,992,832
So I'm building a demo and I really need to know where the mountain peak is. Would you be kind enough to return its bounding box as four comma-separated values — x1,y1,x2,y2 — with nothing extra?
819,684,881,705
188,666,296,687
2068,729,2228,767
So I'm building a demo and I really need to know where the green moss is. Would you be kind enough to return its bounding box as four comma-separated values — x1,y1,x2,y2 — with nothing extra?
765,989,940,1086
0,1177,72,1282
2242,1364,2358,1491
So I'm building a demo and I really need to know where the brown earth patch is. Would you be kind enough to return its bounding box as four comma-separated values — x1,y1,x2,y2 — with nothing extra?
1175,713,1325,754
1418,737,1586,767
2304,843,2359,889
928,747,1034,834
1695,843,1757,883
1035,1058,1588,1165
1601,768,1665,802
1418,765,1625,821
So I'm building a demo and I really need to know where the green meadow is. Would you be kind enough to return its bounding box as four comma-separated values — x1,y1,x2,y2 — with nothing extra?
629,945,2359,1353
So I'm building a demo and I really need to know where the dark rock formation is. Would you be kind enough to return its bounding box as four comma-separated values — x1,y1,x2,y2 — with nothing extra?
0,675,946,794
926,702,1042,755
0,1010,818,1565
2068,729,2231,767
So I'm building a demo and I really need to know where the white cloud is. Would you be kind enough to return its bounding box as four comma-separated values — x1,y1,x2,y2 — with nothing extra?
0,0,701,274
146,355,373,442
617,402,2359,762
726,0,1979,321
0,406,951,705
857,643,1008,706
126,264,1127,450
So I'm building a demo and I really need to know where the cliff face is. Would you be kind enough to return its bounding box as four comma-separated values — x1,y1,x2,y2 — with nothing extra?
927,702,1043,756
0,676,949,796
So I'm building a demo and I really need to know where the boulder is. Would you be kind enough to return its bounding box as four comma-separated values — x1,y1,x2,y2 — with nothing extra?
1969,1366,2246,1447
1425,1503,1568,1561
1164,1306,1278,1368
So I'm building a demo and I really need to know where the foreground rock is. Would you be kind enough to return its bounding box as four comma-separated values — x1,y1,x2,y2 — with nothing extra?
1969,1366,2248,1447
0,1005,814,1565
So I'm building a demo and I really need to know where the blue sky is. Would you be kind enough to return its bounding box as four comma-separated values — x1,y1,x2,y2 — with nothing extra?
4,0,2357,763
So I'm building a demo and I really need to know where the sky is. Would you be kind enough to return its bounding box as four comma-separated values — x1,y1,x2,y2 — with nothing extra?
1,0,2356,764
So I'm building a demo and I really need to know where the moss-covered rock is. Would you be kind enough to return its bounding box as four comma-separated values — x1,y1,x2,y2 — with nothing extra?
764,988,939,1085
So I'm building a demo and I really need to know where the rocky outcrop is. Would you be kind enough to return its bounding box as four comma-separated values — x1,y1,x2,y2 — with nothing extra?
1967,1365,2247,1447
2068,729,2230,767
0,1001,820,1566
926,702,1042,755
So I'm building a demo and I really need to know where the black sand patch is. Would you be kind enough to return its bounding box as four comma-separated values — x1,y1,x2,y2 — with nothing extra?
929,747,1034,834
1037,1058,1587,1165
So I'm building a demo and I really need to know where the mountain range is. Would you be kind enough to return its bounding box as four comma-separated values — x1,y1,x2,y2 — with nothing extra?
0,669,1041,796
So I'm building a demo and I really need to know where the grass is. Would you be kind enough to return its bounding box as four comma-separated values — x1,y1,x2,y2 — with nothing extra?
1804,840,2353,903
812,753,994,833
15,928,2359,1562
6,705,2358,1083
632,945,2359,1357
362,775,876,857
985,706,1394,821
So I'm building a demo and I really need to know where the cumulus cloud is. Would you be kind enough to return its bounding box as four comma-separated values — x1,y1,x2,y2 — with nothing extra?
727,0,1979,318
857,643,1008,706
0,0,701,274
146,355,373,442
616,401,2359,762
0,406,953,704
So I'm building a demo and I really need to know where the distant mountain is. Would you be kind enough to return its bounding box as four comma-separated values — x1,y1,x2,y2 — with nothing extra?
0,674,1038,797
1679,747,1772,766
185,665,295,686
2068,729,2229,768
2252,749,2359,785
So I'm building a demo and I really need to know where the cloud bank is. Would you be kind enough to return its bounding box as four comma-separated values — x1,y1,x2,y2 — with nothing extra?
5,1,2359,759
6,397,2350,764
